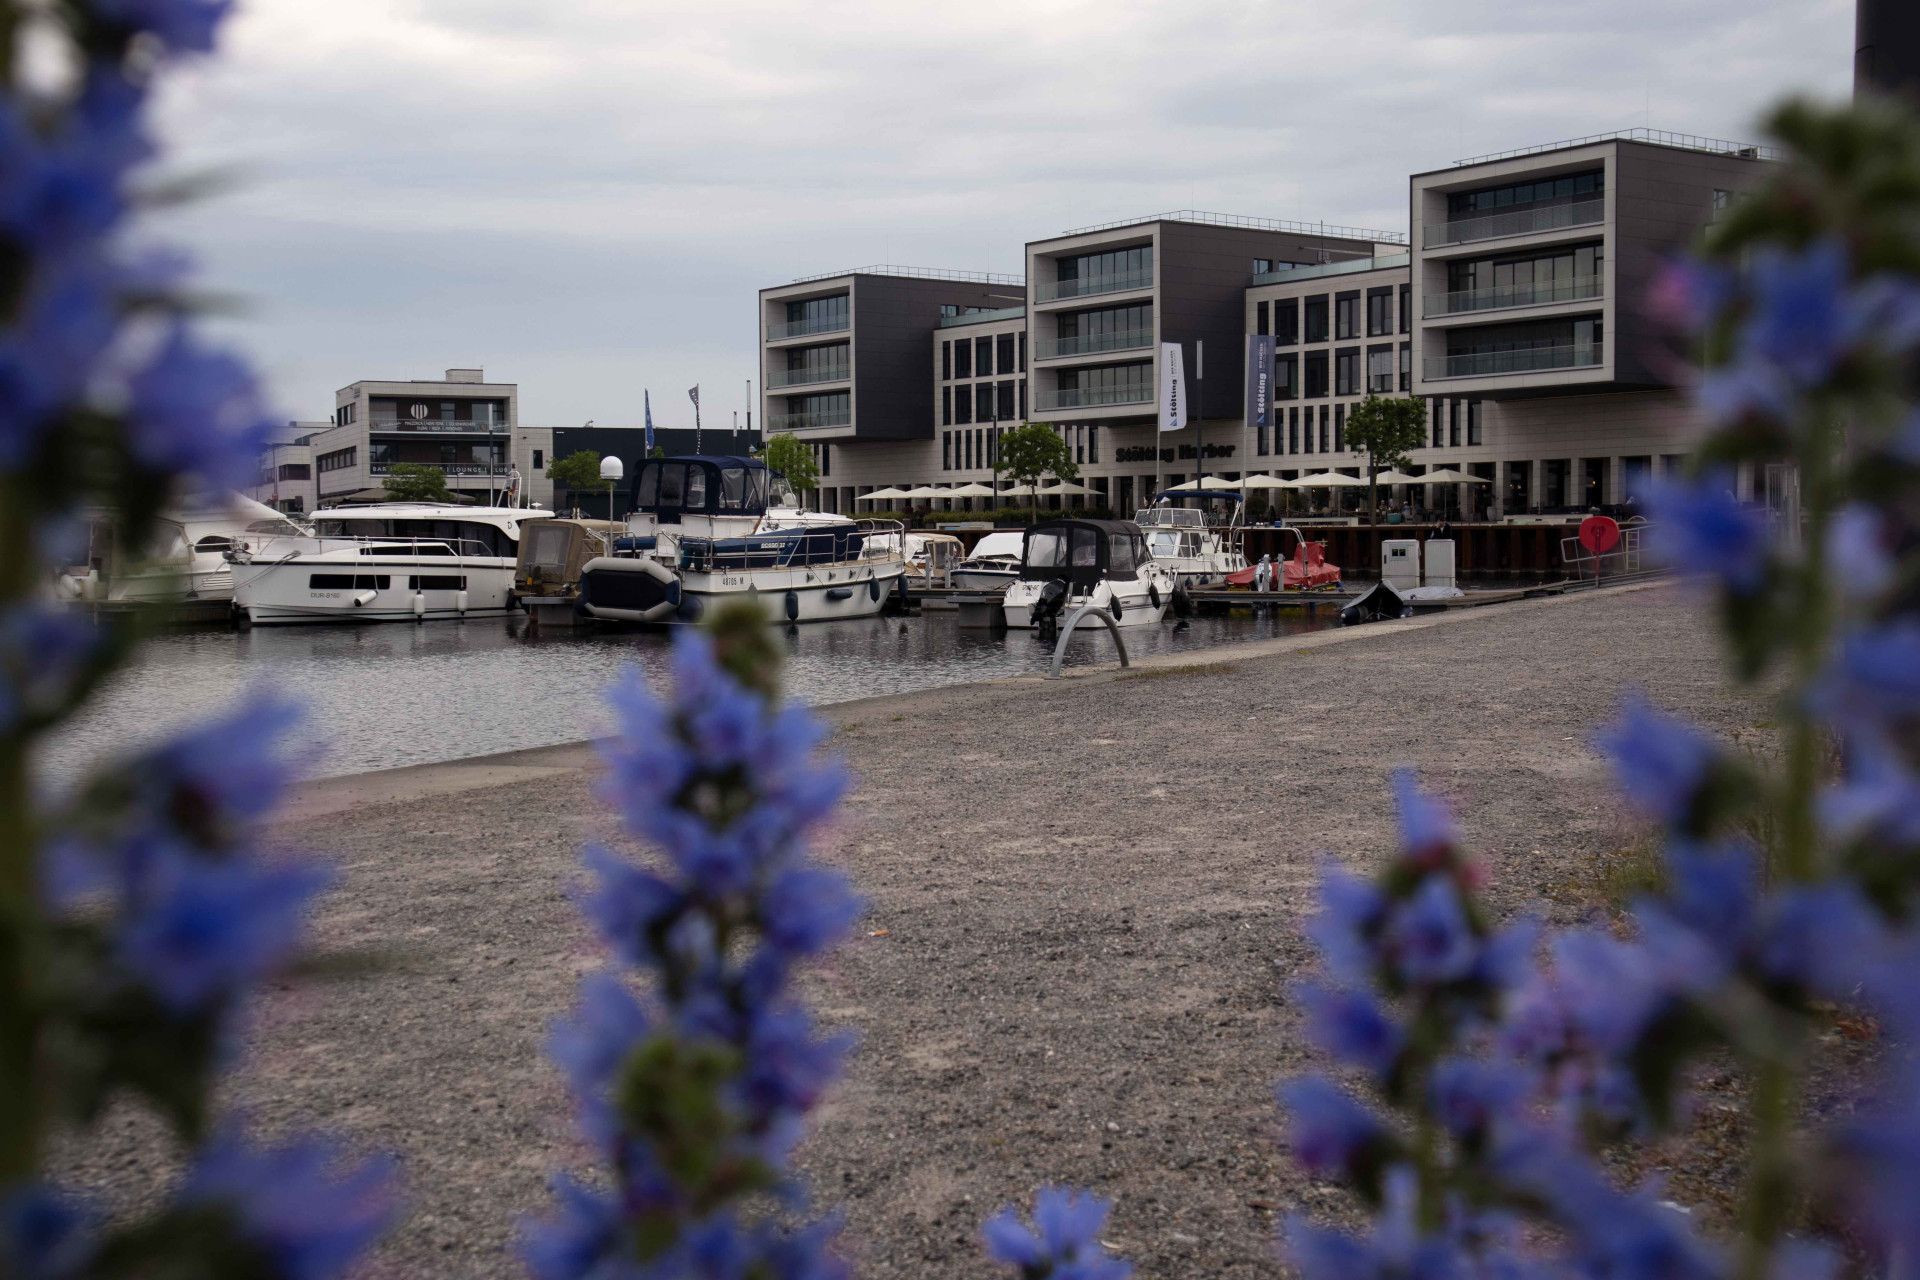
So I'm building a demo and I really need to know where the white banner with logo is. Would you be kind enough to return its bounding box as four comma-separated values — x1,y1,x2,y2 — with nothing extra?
1158,341,1186,433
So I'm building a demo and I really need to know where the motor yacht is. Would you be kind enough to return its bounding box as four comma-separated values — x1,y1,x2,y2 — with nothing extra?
951,530,1024,592
57,495,305,612
228,503,549,624
577,455,906,625
1002,519,1177,630
1135,495,1248,588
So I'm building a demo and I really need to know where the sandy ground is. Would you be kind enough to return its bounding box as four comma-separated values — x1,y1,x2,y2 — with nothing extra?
65,582,1767,1277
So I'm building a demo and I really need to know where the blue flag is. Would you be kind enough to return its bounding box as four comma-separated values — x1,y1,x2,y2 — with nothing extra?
644,390,654,452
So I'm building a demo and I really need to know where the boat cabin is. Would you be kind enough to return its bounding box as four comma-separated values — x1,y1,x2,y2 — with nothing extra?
309,507,538,557
1019,519,1152,590
630,456,770,523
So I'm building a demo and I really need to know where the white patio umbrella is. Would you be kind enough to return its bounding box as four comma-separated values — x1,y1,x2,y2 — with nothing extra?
900,485,951,500
1038,480,1094,496
998,481,1046,497
946,482,998,498
1418,468,1491,484
858,487,910,502
1367,468,1424,486
1166,476,1241,492
1293,470,1368,488
1239,473,1292,490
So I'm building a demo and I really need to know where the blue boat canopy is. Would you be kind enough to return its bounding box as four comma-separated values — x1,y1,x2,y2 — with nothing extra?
634,456,771,516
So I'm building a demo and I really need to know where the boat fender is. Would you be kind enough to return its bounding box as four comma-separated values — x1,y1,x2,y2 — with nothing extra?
456,589,469,615
1148,583,1161,610
1171,583,1196,619
826,587,854,602
353,589,377,608
868,576,880,602
412,592,425,620
785,590,800,622
1111,594,1123,620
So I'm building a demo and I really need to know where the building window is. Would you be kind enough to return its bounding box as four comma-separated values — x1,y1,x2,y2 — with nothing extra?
1304,351,1329,398
997,333,1015,374
997,380,1015,421
1431,399,1444,448
1274,298,1299,346
1447,168,1603,218
1257,422,1268,455
976,336,993,376
1449,400,1461,448
977,384,996,422
955,387,972,425
1319,405,1330,453
1276,353,1298,400
1304,296,1329,343
1088,425,1099,464
1301,405,1313,454
963,431,972,470
954,341,971,378
1467,399,1483,446
532,449,544,470
1335,292,1359,340
1366,288,1392,337
1399,343,1411,392
942,342,951,380
785,293,849,332
1335,348,1359,396
1257,300,1270,336
1288,407,1300,454
942,386,952,426
1019,331,1027,371
1054,244,1152,292
1335,404,1346,452
1367,346,1394,394
1398,283,1411,335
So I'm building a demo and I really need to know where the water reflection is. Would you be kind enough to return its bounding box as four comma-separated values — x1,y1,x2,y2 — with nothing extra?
51,608,1330,781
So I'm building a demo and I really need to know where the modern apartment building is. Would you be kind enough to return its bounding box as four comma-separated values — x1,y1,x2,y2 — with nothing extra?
304,368,524,504
934,305,1027,490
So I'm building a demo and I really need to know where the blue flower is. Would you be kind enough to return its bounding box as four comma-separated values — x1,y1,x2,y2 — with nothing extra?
0,1184,95,1280
1826,504,1896,602
1428,1058,1529,1143
123,325,278,491
1308,866,1389,987
1645,473,1771,595
180,1131,396,1280
90,0,234,54
578,844,684,965
1279,1076,1389,1181
118,850,331,1013
1597,695,1722,829
1811,621,1920,728
519,1176,625,1280
759,866,861,959
1390,768,1456,865
1819,732,1920,846
983,1186,1130,1280
1299,983,1404,1078
0,607,99,733
548,972,651,1149
1383,877,1477,986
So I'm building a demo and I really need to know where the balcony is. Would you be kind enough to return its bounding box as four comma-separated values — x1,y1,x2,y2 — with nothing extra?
767,408,851,431
369,462,510,477
1425,275,1603,317
1424,343,1604,380
1033,269,1154,303
1033,328,1153,361
370,418,508,434
1424,198,1605,248
766,364,850,389
766,315,850,341
1033,384,1153,411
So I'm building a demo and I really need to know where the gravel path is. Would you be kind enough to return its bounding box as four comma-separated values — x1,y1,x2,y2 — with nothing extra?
67,582,1760,1277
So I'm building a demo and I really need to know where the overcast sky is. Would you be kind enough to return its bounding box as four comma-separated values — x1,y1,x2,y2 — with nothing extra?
151,0,1854,432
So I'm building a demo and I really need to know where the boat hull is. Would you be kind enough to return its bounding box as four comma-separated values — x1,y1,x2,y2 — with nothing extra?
580,557,907,625
1003,578,1171,630
950,567,1017,592
233,558,517,625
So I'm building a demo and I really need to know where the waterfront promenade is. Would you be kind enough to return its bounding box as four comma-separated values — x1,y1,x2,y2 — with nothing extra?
68,582,1751,1277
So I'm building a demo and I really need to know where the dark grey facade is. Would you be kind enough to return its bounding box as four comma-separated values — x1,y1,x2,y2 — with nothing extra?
1858,0,1920,102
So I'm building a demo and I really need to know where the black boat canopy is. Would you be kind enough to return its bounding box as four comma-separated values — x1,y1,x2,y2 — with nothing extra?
633,456,770,517
1019,519,1151,584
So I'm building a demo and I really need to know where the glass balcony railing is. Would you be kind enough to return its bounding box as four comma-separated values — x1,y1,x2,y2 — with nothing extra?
1033,269,1154,303
1032,384,1153,411
370,418,508,434
1424,343,1604,380
766,365,850,389
1425,275,1603,317
766,409,851,431
1033,329,1154,360
766,314,850,341
1424,198,1605,248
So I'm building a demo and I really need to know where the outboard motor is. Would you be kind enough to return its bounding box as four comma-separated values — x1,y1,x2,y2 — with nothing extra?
1170,582,1196,619
1031,578,1070,641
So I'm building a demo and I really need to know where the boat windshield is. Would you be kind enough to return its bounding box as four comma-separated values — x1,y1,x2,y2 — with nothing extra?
1135,507,1207,528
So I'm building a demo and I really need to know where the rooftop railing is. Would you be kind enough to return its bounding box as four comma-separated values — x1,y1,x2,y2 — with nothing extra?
1424,343,1605,381
766,315,850,341
1451,127,1782,167
787,264,1023,286
1032,384,1153,411
1424,275,1604,317
1033,269,1154,303
1424,198,1605,248
766,364,850,389
1060,208,1407,243
1032,329,1154,360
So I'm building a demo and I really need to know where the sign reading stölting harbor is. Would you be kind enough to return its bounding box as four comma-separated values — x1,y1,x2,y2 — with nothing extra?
1246,333,1272,430
1158,341,1186,433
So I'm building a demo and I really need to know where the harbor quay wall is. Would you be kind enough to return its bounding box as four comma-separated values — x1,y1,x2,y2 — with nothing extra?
63,583,1753,1278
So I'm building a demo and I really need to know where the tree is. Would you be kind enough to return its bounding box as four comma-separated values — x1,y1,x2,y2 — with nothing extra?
762,433,818,496
383,462,450,503
1344,395,1428,525
548,450,602,495
996,422,1078,524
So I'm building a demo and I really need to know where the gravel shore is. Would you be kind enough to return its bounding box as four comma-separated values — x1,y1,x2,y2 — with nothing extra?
68,581,1761,1277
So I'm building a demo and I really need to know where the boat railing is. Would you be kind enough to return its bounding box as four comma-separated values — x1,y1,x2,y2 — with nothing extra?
322,535,497,558
1558,521,1649,579
675,519,909,573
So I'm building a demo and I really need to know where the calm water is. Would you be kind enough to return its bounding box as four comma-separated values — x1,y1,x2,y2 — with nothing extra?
50,608,1331,782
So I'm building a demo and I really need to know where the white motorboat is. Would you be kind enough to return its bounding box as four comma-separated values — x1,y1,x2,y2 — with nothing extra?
1002,519,1177,630
577,456,907,625
1135,496,1247,589
228,503,549,625
56,495,306,610
867,530,966,589
951,530,1025,592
